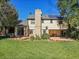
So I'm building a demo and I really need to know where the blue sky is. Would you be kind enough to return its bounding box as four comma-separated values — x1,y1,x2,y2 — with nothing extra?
10,0,60,20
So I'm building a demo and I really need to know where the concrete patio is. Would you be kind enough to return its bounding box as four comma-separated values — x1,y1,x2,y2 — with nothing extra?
49,37,74,41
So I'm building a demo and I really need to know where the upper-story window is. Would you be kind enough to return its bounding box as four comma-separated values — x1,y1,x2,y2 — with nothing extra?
50,20,53,23
42,20,44,23
31,20,35,24
58,20,63,24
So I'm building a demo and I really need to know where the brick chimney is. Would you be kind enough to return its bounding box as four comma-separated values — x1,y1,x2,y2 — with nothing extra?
35,9,42,37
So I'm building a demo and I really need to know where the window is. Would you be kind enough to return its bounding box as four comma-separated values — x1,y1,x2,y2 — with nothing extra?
31,20,35,24
58,20,63,24
50,20,53,23
42,20,44,23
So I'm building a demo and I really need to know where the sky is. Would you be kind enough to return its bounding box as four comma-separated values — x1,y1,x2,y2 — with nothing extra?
10,0,60,20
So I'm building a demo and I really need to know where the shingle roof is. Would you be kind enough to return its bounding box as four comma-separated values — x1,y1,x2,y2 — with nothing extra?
27,15,63,20
19,20,27,26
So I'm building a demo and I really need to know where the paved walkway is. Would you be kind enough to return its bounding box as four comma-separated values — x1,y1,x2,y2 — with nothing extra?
49,37,74,41
10,37,29,40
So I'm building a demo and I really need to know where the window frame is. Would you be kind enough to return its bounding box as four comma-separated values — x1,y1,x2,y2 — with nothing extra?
50,20,53,23
31,20,35,24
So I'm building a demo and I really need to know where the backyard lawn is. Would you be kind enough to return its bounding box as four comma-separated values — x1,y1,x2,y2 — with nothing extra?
0,40,79,59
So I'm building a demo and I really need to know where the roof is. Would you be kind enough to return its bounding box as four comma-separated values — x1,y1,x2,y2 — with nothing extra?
18,20,27,26
27,15,63,20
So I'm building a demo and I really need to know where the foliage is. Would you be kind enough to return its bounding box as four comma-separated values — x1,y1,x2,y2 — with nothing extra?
0,0,19,27
41,33,50,40
30,33,50,41
30,36,35,41
35,35,41,40
0,0,9,3
30,35,41,41
57,0,79,26
57,0,79,39
0,36,10,40
63,27,79,40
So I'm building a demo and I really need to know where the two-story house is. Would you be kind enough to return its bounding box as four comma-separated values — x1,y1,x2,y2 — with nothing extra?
0,9,67,37
27,9,67,37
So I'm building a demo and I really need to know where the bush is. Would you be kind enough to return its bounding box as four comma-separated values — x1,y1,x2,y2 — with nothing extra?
35,35,41,40
0,36,10,40
30,36,35,41
77,33,79,40
64,27,79,40
30,33,50,40
30,35,41,41
70,31,77,39
41,33,50,40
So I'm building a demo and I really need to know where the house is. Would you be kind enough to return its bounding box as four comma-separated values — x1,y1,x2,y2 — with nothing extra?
17,21,28,37
0,9,67,37
0,21,28,37
27,9,67,37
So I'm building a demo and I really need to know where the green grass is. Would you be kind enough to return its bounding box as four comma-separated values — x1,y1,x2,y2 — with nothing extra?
0,40,79,59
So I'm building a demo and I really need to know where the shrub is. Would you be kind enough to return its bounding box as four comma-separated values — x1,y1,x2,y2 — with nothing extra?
70,31,77,39
30,36,35,41
30,35,41,41
77,33,79,40
0,36,10,40
30,33,50,40
35,35,41,40
41,33,50,40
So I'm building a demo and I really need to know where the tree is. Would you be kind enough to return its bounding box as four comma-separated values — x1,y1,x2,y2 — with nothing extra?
0,1,18,27
57,0,79,38
57,0,78,27
0,0,19,36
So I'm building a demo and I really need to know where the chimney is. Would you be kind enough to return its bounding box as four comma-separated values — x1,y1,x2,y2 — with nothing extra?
35,9,42,37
